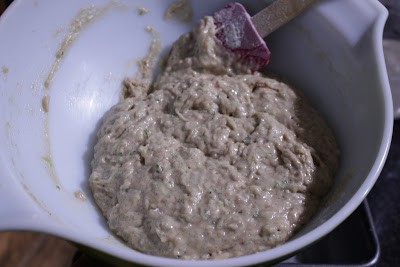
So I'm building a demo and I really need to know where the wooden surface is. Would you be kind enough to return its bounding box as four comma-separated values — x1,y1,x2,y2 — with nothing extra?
0,0,5,14
0,1,77,267
0,232,77,267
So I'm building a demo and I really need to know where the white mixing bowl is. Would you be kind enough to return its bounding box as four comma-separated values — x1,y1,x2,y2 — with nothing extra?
0,0,393,266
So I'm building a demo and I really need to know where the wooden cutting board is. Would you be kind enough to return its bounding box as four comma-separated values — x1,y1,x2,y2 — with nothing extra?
0,232,77,267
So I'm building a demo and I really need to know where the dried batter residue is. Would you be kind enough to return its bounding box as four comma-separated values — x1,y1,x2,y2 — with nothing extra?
164,0,193,23
140,26,162,80
74,190,87,201
42,154,61,189
41,2,125,190
42,95,50,113
22,182,53,216
122,26,161,99
1,66,9,75
137,7,149,15
44,2,124,89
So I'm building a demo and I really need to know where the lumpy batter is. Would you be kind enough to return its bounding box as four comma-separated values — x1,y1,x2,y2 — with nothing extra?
89,17,339,259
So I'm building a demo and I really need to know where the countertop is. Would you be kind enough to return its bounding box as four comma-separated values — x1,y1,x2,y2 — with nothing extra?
0,0,399,266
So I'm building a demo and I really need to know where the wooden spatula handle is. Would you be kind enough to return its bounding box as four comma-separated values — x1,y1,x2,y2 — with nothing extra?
252,0,318,38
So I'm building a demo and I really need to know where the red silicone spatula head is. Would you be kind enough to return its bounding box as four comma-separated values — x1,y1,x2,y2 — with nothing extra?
213,2,271,71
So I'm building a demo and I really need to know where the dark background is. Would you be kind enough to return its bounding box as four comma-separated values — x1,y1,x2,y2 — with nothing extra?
368,1,400,267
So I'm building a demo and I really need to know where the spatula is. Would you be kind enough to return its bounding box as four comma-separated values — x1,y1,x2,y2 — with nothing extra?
214,0,318,71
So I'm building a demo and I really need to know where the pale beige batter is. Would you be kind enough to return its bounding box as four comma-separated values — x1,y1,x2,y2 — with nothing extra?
89,17,339,260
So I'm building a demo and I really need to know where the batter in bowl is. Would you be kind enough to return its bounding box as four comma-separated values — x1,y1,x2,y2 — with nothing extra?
89,17,339,259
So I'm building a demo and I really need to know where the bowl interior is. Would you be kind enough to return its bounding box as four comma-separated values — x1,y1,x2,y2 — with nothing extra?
0,0,391,266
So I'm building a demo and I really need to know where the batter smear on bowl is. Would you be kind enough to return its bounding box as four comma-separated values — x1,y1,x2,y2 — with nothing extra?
89,17,339,259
